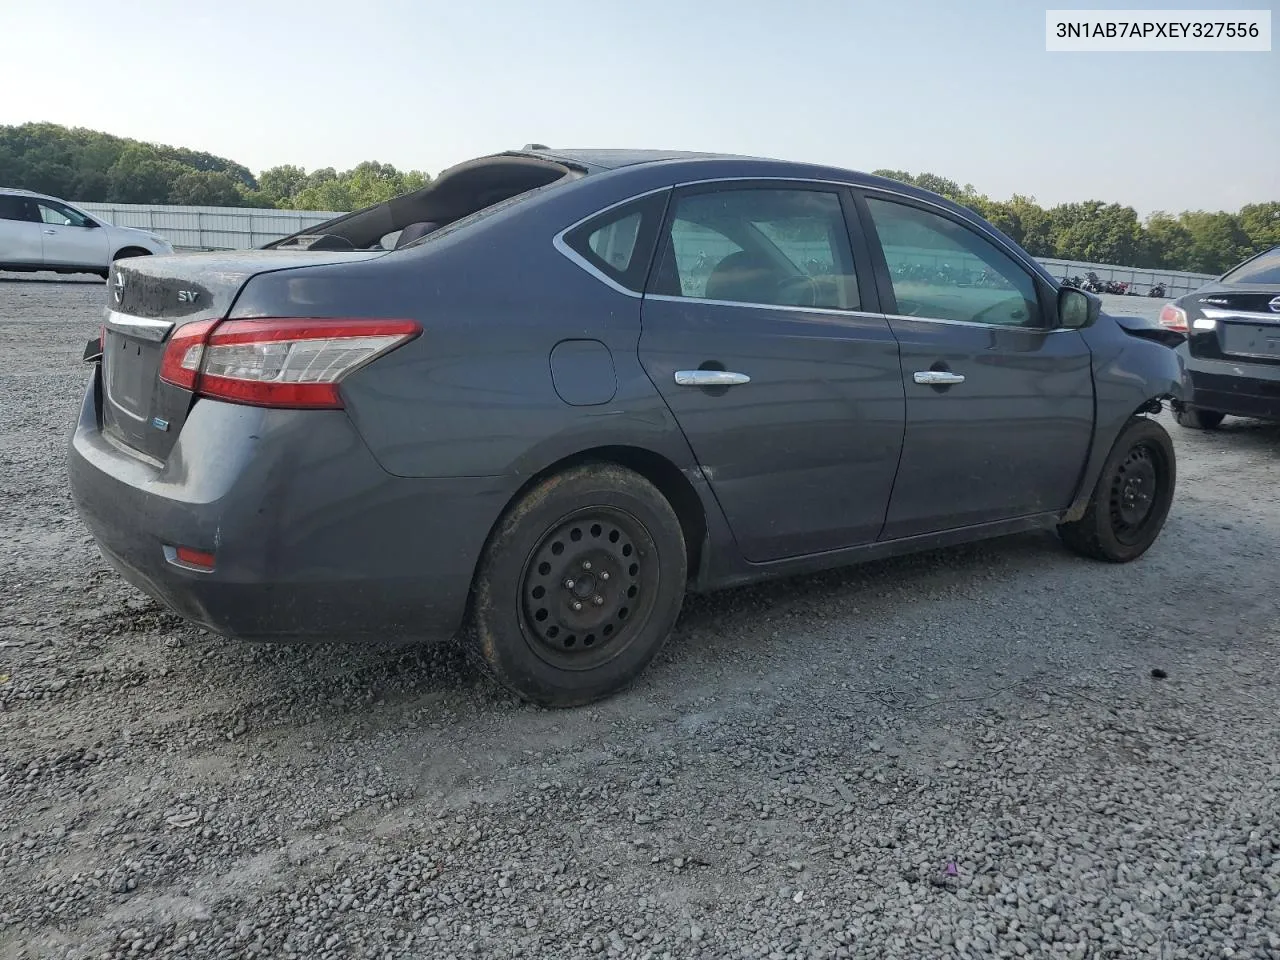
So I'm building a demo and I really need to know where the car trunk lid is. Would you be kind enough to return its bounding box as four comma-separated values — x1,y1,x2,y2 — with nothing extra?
101,250,386,463
1186,284,1280,364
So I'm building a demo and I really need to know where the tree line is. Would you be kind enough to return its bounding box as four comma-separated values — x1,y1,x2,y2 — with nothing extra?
1,124,1274,274
0,123,429,216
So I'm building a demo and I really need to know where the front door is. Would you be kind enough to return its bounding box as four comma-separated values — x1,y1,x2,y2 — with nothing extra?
36,199,108,269
639,183,905,562
858,192,1094,539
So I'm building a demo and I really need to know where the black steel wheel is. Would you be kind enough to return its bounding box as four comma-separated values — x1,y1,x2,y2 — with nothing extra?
520,507,657,670
1059,417,1176,563
466,463,687,707
1107,443,1162,546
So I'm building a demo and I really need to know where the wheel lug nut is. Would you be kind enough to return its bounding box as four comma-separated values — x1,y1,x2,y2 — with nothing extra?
571,601,583,612
564,579,575,590
592,595,604,606
582,561,592,571
600,571,610,581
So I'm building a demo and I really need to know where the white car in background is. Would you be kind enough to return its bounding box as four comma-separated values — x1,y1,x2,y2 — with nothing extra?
0,188,174,279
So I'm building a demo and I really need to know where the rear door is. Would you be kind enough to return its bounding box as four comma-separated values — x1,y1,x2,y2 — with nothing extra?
857,190,1094,539
35,199,108,269
638,181,904,562
0,195,43,265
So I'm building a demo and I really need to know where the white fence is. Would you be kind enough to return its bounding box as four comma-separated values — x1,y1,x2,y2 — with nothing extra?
78,201,1219,298
77,202,342,252
1039,258,1214,298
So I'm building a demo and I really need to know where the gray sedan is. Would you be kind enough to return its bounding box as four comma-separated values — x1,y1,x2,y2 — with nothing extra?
67,148,1184,706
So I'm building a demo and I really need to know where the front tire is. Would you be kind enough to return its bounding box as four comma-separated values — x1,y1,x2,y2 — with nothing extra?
465,463,687,707
1059,417,1176,563
1174,405,1224,430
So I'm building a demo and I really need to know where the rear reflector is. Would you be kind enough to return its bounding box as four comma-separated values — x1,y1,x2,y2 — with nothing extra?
1158,303,1188,333
172,546,216,570
158,317,420,409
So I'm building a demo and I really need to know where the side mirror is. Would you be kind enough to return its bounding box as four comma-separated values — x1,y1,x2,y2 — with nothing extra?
81,219,100,228
1058,285,1099,330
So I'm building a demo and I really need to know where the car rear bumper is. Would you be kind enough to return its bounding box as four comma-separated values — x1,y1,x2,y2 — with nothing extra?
1184,356,1280,421
67,369,509,643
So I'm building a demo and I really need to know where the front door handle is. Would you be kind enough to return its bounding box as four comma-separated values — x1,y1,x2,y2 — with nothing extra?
43,229,57,235
913,370,965,386
674,370,751,387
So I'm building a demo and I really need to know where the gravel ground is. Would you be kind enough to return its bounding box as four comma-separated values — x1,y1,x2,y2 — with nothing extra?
1,276,1278,960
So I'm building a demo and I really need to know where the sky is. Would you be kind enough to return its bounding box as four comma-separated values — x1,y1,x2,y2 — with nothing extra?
1,0,1276,215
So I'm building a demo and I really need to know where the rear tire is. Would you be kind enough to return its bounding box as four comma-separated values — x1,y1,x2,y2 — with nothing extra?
1175,405,1224,430
1058,417,1176,563
465,463,687,707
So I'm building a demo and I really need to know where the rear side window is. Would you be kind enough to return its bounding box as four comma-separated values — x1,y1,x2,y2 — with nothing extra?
1221,247,1280,284
650,187,860,310
0,195,36,222
562,191,669,293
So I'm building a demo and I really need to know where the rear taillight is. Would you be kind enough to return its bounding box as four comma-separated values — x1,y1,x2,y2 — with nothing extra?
158,318,420,409
158,319,218,390
1158,303,1188,333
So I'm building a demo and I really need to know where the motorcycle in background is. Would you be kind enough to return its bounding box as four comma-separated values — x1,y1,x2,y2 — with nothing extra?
1148,283,1167,298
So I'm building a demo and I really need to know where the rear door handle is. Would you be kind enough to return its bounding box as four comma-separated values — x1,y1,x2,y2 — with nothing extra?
674,370,751,387
913,370,965,386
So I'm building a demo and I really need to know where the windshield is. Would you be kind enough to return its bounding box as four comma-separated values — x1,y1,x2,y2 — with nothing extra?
1221,246,1280,284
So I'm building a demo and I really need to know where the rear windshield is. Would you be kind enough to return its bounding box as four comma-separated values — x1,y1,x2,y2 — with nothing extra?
1221,247,1280,284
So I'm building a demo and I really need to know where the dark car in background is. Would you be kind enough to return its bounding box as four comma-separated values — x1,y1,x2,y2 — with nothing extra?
1161,245,1280,428
69,148,1184,707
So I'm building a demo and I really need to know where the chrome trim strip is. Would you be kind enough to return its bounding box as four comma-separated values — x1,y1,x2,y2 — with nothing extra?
105,309,175,343
1202,307,1280,324
551,234,642,299
645,293,878,318
884,312,1066,334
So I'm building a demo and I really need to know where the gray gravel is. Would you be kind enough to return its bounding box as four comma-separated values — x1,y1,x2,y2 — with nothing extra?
2,276,1278,960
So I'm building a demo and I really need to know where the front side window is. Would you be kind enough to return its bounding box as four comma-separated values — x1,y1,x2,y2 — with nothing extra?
652,188,859,310
38,201,90,228
865,196,1042,327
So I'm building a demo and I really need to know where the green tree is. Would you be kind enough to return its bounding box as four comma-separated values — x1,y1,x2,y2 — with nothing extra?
1178,211,1252,274
258,164,309,205
168,170,245,206
1048,202,1146,266
1237,202,1280,252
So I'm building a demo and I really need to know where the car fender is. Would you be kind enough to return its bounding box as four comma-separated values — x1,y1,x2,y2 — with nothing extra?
1063,314,1185,523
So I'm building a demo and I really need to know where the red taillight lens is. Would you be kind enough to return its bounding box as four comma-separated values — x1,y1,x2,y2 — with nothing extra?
157,318,420,409
1158,303,1188,333
173,546,216,570
159,319,218,390
98,324,105,352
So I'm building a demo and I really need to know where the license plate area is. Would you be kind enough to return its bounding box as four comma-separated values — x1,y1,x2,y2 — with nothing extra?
105,333,152,421
1222,323,1280,361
